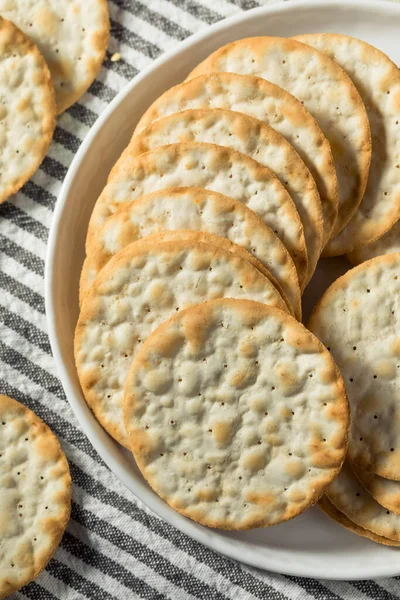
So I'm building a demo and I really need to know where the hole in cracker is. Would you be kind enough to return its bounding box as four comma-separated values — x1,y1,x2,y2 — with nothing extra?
239,285,243,289
349,378,353,382
251,59,255,63
40,476,44,480
264,411,268,416
282,60,286,64
391,448,395,452
384,191,388,196
221,402,225,406
207,465,212,469
373,375,377,379
374,415,378,419
356,493,360,497
387,90,391,94
170,420,175,425
255,361,258,365
257,440,262,445
288,452,292,456
209,267,212,271
224,364,227,368
387,511,390,514
1,422,5,425
353,346,357,351
178,378,182,382
271,386,275,391
395,276,398,280
359,437,363,441
160,453,164,456
323,402,327,406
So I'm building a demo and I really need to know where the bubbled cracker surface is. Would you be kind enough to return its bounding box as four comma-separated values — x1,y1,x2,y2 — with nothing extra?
134,72,337,243
188,37,371,236
308,253,400,479
319,495,400,546
348,219,400,266
0,0,110,114
75,241,288,447
0,17,55,204
327,461,400,542
87,142,306,282
0,395,71,599
115,108,323,288
297,34,400,257
83,188,300,318
123,299,349,530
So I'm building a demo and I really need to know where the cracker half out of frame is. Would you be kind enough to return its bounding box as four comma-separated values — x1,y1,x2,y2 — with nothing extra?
319,495,400,547
134,72,338,244
0,17,55,204
87,142,307,286
295,34,400,257
113,108,323,287
75,238,289,447
188,36,371,237
308,253,400,479
326,461,400,543
123,298,349,530
82,188,301,319
0,0,110,114
353,463,400,516
0,395,71,599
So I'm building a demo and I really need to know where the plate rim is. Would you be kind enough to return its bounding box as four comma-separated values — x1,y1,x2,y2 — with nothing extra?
45,0,400,580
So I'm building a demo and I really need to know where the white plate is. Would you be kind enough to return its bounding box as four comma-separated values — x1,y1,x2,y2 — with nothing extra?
45,0,400,580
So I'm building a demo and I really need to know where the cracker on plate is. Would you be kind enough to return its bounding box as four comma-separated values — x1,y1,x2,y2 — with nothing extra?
319,495,400,547
0,17,55,204
75,238,289,447
308,253,400,479
326,461,400,542
112,108,323,288
0,394,71,599
123,298,349,530
188,37,371,237
353,463,400,516
295,34,400,257
87,142,307,286
0,0,110,114
134,72,338,245
82,188,301,318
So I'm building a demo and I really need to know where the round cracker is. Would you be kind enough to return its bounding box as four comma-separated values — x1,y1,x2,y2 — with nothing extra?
82,188,300,318
348,219,400,266
327,461,400,542
112,108,323,287
123,298,349,530
134,72,338,244
188,36,371,237
295,34,400,257
87,142,307,285
353,464,400,516
75,239,289,447
0,0,110,114
308,253,400,479
319,495,400,547
0,395,71,598
0,17,55,204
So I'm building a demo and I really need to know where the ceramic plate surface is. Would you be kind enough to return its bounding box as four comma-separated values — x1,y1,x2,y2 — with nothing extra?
45,0,400,579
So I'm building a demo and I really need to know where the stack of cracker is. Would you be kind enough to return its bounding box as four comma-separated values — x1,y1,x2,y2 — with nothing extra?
76,33,400,534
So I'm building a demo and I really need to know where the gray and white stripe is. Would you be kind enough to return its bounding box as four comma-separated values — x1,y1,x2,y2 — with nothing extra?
1,0,399,598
